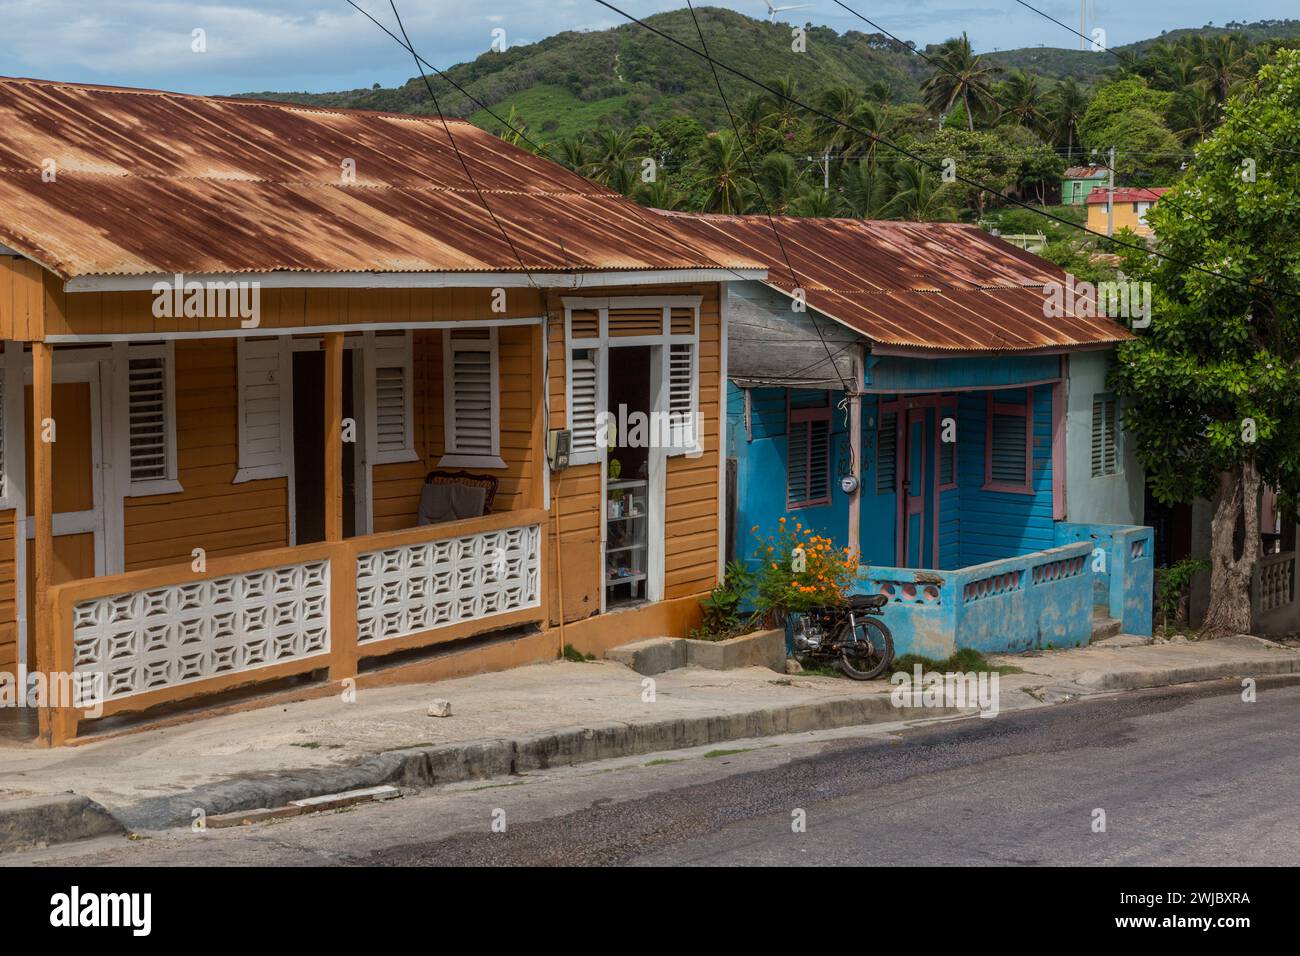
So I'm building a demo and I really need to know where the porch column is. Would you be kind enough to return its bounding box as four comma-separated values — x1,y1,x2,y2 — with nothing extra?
31,342,56,744
847,345,864,557
323,332,344,543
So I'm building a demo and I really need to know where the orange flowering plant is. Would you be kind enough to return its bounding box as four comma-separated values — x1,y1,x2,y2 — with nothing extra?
752,517,859,624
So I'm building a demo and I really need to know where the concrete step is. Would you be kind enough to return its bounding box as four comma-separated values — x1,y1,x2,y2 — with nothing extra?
1091,615,1123,642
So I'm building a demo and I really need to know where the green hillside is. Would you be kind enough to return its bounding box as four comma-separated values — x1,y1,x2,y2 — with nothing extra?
244,10,1300,142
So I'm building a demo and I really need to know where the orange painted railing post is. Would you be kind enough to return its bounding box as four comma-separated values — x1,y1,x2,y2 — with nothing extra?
328,543,359,684
32,341,56,746
323,332,344,544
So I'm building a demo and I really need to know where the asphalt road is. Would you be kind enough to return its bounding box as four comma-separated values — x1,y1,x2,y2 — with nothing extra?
12,677,1300,867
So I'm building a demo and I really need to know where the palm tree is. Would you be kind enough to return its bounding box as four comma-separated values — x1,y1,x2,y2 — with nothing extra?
761,74,804,140
633,178,687,211
553,135,589,174
812,85,861,154
749,152,804,214
998,69,1045,132
735,93,770,149
1170,83,1221,143
920,33,1000,131
693,133,752,214
865,80,893,107
587,127,635,194
839,158,894,219
887,162,958,221
1191,34,1254,102
788,188,839,217
1044,77,1089,163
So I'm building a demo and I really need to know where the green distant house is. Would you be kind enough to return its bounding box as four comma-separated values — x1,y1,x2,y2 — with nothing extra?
1061,165,1107,205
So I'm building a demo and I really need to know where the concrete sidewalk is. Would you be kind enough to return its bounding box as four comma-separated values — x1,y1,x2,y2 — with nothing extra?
1,633,1297,851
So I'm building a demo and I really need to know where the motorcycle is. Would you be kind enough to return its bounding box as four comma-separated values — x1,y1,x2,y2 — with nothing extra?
790,593,895,680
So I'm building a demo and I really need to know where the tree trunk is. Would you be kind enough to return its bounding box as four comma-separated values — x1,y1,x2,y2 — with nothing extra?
964,89,974,131
1201,461,1261,638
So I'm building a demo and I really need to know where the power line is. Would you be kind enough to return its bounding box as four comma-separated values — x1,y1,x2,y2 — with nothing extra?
590,0,1297,303
381,0,538,287
682,0,853,395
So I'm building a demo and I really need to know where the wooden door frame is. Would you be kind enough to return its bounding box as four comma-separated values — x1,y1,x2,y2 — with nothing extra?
288,336,370,542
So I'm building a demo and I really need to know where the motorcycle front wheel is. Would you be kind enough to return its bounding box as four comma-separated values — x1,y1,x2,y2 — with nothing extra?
836,617,894,680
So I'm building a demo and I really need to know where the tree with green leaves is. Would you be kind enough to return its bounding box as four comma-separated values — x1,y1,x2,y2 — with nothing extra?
887,161,958,221
997,69,1047,132
693,132,752,214
920,33,1000,132
1109,49,1300,638
1044,76,1090,163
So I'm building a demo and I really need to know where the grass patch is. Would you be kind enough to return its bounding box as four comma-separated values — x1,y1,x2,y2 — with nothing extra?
560,643,597,662
470,84,632,142
891,648,1023,676
644,758,684,766
703,747,755,759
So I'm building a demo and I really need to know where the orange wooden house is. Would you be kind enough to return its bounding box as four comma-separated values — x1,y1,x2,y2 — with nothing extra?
0,77,763,744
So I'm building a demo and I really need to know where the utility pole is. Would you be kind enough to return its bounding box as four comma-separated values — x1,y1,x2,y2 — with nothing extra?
823,150,830,190
1080,0,1087,51
1106,145,1115,238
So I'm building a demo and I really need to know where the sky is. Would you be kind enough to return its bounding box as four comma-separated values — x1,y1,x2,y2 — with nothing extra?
0,0,1291,95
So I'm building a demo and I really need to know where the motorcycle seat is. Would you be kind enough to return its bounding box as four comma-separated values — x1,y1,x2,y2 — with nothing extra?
847,593,888,609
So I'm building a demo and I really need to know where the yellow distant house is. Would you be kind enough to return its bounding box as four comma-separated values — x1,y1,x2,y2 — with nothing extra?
1085,187,1170,237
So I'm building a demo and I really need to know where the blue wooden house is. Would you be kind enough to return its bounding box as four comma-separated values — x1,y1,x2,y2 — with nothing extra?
660,212,1155,658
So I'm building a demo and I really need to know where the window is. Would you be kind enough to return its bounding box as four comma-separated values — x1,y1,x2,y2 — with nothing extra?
984,388,1032,493
124,342,181,496
1136,202,1152,226
1091,394,1119,477
876,411,897,494
440,327,502,468
235,337,291,483
365,330,418,466
562,296,701,467
938,405,957,489
787,398,831,509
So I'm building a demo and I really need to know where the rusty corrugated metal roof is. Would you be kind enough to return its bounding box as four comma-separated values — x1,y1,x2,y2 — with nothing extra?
0,76,760,279
1085,187,1169,204
1063,165,1107,179
656,211,1133,353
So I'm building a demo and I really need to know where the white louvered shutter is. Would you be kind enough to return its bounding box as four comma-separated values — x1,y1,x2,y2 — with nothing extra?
127,355,168,482
1091,395,1118,478
442,327,499,464
373,330,416,464
568,348,600,465
667,342,698,455
236,338,289,480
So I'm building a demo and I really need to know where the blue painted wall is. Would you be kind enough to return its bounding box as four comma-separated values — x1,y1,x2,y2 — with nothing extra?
729,381,1057,572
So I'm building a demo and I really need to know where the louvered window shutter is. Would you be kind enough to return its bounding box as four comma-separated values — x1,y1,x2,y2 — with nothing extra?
236,338,290,481
1091,395,1118,477
364,330,414,465
876,412,897,495
439,328,501,467
127,356,167,482
124,343,180,494
667,342,698,455
987,391,1031,489
787,407,831,508
568,348,600,466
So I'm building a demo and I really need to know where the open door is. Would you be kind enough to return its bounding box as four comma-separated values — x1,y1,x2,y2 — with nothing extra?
24,374,104,664
902,407,936,568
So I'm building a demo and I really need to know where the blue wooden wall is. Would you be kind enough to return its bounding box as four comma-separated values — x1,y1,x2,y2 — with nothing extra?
727,381,1057,572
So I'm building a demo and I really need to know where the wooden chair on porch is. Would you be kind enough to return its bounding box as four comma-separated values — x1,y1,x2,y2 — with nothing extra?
417,470,498,525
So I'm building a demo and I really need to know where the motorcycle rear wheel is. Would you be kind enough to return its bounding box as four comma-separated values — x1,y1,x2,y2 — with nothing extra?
836,617,894,680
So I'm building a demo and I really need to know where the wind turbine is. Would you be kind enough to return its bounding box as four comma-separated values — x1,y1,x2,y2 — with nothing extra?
764,1,811,22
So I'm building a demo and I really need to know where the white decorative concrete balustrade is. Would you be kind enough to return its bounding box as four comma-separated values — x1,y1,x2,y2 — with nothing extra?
355,523,542,644
70,561,332,702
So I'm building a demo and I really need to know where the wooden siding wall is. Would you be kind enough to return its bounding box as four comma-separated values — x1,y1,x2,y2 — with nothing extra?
546,284,722,621
124,339,288,569
0,510,17,678
39,285,546,338
0,257,45,341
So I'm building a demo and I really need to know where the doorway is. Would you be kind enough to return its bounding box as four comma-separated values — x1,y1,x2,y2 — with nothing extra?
901,406,936,568
23,367,107,664
292,349,359,544
603,346,653,608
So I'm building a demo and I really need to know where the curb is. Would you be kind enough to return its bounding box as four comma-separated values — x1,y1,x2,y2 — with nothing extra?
106,693,946,834
0,793,125,853
1081,654,1300,692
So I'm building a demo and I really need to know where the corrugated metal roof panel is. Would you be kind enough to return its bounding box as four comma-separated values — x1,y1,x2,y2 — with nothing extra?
0,76,759,278
657,211,1134,353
